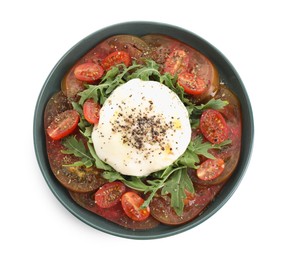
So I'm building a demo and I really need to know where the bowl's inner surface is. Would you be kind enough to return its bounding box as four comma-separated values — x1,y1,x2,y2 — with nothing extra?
34,22,253,239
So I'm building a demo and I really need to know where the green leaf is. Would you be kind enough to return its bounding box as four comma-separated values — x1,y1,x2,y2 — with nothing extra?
128,60,161,80
102,171,149,192
100,66,120,82
177,151,200,168
61,136,94,167
105,81,119,95
80,125,93,143
195,98,229,112
77,83,108,105
192,136,232,159
177,136,232,168
71,101,83,114
102,171,125,182
161,167,194,216
160,73,177,88
87,143,113,170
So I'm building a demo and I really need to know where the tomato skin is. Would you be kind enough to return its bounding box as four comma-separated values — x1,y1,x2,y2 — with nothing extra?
83,99,101,124
177,72,207,95
121,192,150,221
70,190,159,230
101,51,131,70
104,35,148,60
200,109,228,144
150,185,222,225
163,49,189,75
183,189,195,206
197,158,225,181
74,62,104,82
46,110,79,140
95,182,126,209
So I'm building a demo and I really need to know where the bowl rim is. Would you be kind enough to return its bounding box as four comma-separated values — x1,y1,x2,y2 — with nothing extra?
33,21,254,239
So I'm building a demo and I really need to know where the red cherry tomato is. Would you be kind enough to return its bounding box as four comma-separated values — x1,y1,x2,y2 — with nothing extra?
177,72,207,95
197,158,225,181
163,49,189,75
101,51,132,70
74,62,104,82
95,182,126,209
121,192,150,221
83,98,101,124
200,109,228,144
46,110,79,140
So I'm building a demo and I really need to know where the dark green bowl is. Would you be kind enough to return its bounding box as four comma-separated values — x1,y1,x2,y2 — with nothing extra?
34,21,254,239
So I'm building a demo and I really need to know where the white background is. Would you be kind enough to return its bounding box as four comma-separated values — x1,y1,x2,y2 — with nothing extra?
1,0,286,259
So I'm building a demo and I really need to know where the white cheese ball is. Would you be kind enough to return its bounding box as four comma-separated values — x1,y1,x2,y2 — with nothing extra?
92,78,191,176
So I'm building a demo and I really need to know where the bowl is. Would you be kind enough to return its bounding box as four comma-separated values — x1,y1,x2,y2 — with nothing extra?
33,21,254,239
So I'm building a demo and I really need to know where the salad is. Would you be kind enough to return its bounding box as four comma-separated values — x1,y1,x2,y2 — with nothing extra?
44,34,241,229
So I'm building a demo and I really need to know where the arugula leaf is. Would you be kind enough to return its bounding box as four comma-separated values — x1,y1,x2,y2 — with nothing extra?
102,171,150,192
141,166,180,208
160,73,191,105
192,136,231,157
78,83,110,105
61,136,113,170
160,73,177,89
71,101,93,142
161,167,194,216
193,137,232,159
177,136,232,168
193,98,229,115
102,165,189,212
128,60,161,80
77,63,142,106
61,136,94,168
100,66,120,83
177,150,200,169
87,143,113,170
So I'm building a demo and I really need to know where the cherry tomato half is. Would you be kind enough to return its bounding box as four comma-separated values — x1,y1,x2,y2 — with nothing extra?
74,62,104,82
83,98,101,124
197,158,225,181
177,72,207,95
101,51,132,71
200,109,228,144
95,181,126,208
46,110,79,140
121,192,150,221
163,49,189,75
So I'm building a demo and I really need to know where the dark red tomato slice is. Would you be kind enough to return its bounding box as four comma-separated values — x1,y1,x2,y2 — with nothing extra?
46,110,79,140
197,158,225,181
163,49,189,75
83,98,101,124
177,72,207,95
94,181,126,208
191,86,242,186
61,70,85,98
69,191,159,230
200,109,228,144
101,51,131,71
74,62,104,82
103,35,149,60
44,92,107,192
150,184,222,225
141,34,179,64
121,192,150,221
